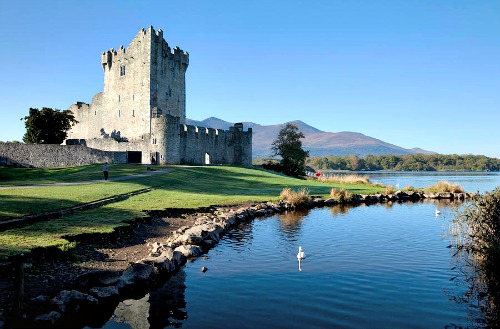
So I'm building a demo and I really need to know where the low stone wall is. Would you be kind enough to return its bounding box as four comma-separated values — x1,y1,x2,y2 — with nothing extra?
0,142,126,168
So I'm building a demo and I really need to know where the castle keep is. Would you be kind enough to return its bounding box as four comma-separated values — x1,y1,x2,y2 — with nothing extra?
66,26,252,166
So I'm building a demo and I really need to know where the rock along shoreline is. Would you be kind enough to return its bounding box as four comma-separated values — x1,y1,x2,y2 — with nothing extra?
12,190,475,328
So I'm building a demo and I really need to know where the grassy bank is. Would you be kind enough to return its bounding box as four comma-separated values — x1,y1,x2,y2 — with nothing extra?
0,165,382,258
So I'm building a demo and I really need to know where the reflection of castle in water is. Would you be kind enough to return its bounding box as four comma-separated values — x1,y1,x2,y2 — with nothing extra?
108,270,187,328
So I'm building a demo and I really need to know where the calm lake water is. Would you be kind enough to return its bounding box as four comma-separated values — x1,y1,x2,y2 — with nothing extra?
99,172,500,329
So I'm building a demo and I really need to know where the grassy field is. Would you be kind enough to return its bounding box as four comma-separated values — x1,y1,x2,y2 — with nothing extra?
0,165,382,259
0,163,154,186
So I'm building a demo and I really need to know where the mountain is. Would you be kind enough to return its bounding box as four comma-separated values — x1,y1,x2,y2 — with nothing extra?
186,117,435,159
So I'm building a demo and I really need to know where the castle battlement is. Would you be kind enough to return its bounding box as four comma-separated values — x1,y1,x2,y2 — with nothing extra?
100,26,189,72
67,26,251,166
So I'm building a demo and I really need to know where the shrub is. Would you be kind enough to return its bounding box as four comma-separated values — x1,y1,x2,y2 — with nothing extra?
403,185,416,192
384,184,397,195
427,181,464,193
279,187,311,208
455,187,500,257
330,188,354,203
320,174,370,184
452,187,500,325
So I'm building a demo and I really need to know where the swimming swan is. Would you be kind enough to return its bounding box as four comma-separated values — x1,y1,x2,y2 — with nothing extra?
297,246,306,260
435,209,441,216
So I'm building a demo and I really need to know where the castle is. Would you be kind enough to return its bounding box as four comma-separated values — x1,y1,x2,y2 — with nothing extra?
66,26,252,166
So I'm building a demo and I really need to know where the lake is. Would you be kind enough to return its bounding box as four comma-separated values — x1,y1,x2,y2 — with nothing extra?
99,172,500,329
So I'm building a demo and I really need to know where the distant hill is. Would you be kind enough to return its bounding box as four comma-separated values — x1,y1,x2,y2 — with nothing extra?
186,117,435,159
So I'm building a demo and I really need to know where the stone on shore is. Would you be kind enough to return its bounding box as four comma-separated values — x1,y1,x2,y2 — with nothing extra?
117,263,156,292
34,311,62,326
75,270,121,290
175,245,203,258
51,290,99,314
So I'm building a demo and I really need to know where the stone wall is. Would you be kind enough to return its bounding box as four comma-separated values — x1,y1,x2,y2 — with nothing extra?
178,123,252,166
0,143,126,168
63,26,251,167
67,26,189,144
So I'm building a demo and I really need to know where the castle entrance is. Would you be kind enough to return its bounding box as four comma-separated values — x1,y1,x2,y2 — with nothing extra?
127,151,142,163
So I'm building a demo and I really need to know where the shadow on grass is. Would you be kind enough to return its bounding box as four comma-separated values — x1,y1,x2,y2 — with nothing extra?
146,166,334,197
0,163,159,186
0,194,84,222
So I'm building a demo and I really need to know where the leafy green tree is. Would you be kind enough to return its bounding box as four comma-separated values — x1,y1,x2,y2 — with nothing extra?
271,123,309,177
21,107,78,144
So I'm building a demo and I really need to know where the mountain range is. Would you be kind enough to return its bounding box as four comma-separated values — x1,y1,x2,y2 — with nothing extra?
186,117,435,159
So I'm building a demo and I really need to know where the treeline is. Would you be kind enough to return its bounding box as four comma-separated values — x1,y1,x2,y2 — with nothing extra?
306,154,500,172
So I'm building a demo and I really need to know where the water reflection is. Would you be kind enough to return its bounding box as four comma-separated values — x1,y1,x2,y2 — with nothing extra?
329,204,350,216
277,208,310,240
98,198,500,328
105,270,188,329
110,294,150,329
278,209,310,227
447,228,500,328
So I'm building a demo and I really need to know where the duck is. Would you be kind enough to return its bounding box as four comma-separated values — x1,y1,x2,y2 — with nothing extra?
297,246,306,260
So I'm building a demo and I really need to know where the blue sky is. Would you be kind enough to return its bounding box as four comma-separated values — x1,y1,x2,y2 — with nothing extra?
0,0,499,157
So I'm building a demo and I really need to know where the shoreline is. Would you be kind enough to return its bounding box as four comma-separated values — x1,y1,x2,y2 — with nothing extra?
0,190,474,328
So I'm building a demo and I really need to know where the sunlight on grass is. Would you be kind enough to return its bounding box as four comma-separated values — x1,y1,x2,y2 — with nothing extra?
0,165,384,258
0,163,163,186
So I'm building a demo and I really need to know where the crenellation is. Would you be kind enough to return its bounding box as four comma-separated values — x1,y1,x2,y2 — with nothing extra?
65,26,251,166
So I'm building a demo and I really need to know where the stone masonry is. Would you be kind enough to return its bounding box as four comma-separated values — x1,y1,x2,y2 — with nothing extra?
66,26,252,166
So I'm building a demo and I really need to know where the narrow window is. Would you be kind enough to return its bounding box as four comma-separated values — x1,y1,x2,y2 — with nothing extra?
132,110,135,117
120,65,126,76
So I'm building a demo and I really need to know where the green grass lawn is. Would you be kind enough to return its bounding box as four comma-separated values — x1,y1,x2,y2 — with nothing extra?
0,163,156,186
0,165,382,259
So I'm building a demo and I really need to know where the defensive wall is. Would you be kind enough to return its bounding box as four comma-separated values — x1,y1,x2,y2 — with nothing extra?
64,26,252,166
67,116,253,166
0,142,126,168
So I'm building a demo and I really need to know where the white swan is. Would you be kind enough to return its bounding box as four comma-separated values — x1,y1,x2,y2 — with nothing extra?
435,209,441,216
297,246,306,260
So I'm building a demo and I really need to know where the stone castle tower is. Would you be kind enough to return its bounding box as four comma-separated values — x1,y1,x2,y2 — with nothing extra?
67,26,252,166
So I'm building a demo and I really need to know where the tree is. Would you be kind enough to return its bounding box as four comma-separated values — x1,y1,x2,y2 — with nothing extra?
271,123,309,177
21,107,78,144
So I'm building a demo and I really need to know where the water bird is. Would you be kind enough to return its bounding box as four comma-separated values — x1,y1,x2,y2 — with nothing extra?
435,209,441,216
297,246,306,260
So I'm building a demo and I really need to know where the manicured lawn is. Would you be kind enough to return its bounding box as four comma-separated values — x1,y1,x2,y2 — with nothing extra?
0,165,382,258
0,173,168,221
0,163,157,186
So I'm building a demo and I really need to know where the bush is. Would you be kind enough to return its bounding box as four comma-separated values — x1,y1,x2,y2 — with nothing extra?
427,181,464,193
403,185,416,192
320,174,370,184
279,187,311,208
451,187,500,325
330,188,354,203
456,187,500,257
384,184,397,195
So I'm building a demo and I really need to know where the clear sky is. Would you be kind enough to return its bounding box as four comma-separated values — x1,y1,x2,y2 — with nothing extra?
0,0,499,157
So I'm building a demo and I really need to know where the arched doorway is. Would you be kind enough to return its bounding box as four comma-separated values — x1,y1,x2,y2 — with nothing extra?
205,153,210,165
